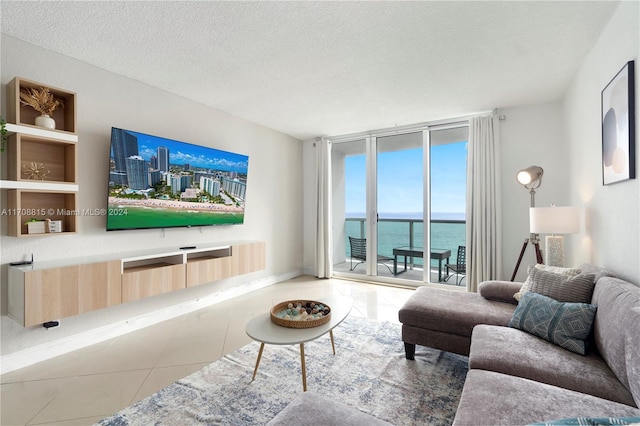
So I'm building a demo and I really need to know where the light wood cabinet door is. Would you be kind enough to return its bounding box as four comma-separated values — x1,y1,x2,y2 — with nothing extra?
122,264,186,303
186,257,232,287
232,242,266,275
23,260,121,327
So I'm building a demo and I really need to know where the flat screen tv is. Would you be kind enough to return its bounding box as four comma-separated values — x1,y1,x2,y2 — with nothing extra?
106,127,249,231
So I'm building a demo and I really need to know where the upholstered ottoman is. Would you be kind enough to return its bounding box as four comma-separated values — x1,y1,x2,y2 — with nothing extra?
398,282,520,358
267,392,391,425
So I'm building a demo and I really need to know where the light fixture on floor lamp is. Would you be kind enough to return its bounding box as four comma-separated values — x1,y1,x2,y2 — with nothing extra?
530,206,580,267
510,166,544,281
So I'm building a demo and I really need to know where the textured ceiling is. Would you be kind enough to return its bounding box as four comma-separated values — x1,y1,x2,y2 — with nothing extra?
1,1,619,140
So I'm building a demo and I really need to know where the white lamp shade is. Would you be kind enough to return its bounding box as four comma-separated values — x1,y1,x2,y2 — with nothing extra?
529,206,580,234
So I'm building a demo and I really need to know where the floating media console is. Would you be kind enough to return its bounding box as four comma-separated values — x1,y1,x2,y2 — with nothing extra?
8,241,265,327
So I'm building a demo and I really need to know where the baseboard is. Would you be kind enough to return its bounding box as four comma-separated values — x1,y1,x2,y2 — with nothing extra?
0,270,303,375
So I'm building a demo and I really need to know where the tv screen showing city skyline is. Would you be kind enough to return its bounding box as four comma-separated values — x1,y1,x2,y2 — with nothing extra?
106,127,249,231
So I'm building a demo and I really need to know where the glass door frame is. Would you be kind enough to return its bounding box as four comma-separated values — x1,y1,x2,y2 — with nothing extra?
365,135,378,277
332,130,430,284
330,118,472,285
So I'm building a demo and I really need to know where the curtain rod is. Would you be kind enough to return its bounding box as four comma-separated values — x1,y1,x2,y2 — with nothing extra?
324,109,494,142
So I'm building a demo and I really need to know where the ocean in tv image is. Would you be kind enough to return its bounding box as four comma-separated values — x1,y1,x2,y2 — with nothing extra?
107,128,248,230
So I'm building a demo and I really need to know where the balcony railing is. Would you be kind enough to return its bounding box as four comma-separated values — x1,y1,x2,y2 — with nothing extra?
345,217,465,269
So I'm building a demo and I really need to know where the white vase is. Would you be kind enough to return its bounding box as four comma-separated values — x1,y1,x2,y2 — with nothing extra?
35,114,56,129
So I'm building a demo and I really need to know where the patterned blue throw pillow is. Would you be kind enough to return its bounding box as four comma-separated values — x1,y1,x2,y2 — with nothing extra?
508,291,597,355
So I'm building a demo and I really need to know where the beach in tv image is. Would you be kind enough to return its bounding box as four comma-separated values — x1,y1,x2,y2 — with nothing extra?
107,128,249,230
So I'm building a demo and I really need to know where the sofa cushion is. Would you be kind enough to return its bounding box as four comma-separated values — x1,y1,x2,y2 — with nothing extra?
508,292,596,355
515,264,581,301
452,370,640,426
524,268,596,303
591,277,640,394
479,280,522,304
267,392,392,425
399,286,515,337
470,325,636,406
625,307,640,407
578,262,617,282
402,325,472,356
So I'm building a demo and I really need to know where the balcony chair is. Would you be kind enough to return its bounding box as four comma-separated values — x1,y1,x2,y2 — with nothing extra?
444,245,466,285
348,236,394,274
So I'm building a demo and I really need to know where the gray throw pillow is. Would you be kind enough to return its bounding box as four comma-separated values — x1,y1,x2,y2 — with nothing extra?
527,268,596,304
514,264,581,301
509,292,597,355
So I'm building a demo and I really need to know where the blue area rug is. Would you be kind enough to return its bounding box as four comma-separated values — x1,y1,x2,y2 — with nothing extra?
98,316,468,425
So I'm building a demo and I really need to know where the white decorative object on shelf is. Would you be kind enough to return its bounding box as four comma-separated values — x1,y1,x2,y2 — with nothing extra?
19,86,62,129
35,114,55,129
47,219,63,233
27,221,46,234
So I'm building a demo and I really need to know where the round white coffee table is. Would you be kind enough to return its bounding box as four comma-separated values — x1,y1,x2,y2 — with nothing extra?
245,295,353,391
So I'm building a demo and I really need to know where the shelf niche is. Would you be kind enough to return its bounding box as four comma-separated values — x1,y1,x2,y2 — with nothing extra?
7,189,78,237
7,133,77,184
7,77,77,134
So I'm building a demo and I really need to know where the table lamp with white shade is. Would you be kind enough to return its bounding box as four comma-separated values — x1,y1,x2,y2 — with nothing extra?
529,206,580,267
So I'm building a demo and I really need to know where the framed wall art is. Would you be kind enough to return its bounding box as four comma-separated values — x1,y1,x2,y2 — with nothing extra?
601,60,635,185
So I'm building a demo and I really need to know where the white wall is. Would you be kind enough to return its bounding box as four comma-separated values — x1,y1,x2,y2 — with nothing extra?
302,139,318,276
0,36,304,358
498,101,571,282
564,0,639,284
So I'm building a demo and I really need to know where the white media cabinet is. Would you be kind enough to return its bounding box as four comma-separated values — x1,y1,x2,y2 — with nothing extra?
8,241,265,327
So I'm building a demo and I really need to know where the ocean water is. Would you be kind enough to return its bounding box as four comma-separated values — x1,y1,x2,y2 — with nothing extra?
106,205,244,230
345,212,465,267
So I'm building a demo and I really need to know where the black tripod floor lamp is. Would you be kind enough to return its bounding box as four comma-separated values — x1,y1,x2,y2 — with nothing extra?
510,166,544,281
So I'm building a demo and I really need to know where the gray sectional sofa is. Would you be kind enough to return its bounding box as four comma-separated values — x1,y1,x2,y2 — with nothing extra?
399,263,640,425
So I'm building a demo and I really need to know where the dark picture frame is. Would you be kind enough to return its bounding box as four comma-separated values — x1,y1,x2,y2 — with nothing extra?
601,60,635,185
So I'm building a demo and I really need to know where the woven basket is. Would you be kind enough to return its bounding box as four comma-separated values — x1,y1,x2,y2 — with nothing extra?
270,300,331,329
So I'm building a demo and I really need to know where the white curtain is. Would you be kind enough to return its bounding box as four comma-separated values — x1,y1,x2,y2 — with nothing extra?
315,138,333,278
465,115,502,292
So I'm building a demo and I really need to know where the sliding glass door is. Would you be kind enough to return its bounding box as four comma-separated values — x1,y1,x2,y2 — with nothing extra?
376,132,424,279
332,139,367,275
429,126,468,285
331,123,468,285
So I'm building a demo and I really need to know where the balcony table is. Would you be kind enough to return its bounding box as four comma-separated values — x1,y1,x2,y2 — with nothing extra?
392,247,451,281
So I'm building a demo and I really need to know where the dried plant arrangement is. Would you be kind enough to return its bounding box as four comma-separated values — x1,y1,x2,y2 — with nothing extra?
19,87,63,116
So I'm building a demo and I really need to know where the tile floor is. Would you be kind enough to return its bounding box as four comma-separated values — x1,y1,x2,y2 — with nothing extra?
0,275,415,426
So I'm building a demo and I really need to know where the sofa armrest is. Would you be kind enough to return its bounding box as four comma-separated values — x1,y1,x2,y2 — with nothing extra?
478,280,522,304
